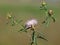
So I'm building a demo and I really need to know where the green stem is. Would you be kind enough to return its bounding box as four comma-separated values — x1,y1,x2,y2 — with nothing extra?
31,30,37,45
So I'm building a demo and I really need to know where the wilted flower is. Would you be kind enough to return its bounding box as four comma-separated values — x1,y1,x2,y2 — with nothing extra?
25,19,38,30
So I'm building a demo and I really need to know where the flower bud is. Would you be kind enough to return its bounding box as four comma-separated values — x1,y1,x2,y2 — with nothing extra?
48,9,53,16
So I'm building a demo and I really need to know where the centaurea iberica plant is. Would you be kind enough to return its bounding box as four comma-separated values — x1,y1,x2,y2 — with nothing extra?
42,9,56,27
40,0,48,11
6,12,22,26
18,19,48,45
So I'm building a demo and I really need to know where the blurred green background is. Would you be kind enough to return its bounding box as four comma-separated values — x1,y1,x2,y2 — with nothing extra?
0,0,60,45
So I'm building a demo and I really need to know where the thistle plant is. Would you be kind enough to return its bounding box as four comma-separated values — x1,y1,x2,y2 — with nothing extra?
40,0,48,11
18,19,48,45
42,9,56,27
6,12,22,26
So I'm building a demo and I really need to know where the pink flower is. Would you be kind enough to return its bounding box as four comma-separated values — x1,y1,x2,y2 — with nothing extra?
25,19,38,29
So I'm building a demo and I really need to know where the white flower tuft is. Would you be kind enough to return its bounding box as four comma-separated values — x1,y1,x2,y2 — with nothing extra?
25,19,38,29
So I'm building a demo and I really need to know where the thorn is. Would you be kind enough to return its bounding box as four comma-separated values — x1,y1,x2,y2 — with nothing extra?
37,36,48,41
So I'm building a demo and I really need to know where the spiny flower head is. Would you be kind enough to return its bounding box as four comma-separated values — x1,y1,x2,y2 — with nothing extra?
41,0,47,6
25,19,38,29
48,9,53,15
6,12,12,19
